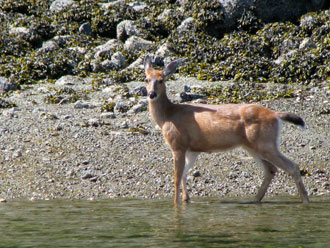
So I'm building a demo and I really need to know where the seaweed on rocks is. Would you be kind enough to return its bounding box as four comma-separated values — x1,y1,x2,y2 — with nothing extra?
0,0,329,88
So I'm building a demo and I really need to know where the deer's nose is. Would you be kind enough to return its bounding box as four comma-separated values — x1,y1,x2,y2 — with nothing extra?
148,91,157,99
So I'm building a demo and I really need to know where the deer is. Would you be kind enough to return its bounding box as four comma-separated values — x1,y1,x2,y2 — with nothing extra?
144,55,309,205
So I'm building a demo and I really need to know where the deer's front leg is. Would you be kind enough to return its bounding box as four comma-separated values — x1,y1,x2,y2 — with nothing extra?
182,151,199,203
173,151,185,205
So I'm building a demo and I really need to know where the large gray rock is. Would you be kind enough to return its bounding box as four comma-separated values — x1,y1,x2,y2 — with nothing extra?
128,2,147,12
79,22,92,36
50,0,76,12
177,17,197,33
155,42,173,57
93,39,122,60
38,40,59,53
111,52,127,69
124,36,153,52
116,20,138,42
55,75,85,86
9,27,30,38
0,77,17,93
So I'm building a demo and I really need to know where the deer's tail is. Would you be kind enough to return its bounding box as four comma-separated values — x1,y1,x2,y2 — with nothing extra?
277,112,306,130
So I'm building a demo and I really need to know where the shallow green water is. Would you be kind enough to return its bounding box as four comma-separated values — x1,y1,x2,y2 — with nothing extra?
0,197,329,248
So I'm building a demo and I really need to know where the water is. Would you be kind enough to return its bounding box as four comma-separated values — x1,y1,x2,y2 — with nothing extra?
0,197,330,248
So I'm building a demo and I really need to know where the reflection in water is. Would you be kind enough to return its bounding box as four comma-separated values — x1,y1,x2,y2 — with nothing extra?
0,197,330,247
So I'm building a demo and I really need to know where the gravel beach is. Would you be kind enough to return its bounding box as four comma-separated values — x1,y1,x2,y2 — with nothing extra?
1,1,329,203
1,77,329,202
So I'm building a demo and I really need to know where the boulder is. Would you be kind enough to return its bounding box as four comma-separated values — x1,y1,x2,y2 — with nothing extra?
177,17,197,33
124,36,153,52
93,39,122,60
50,0,76,12
55,75,85,86
9,27,35,40
111,52,127,69
79,22,92,36
116,20,138,42
127,57,144,69
128,2,147,12
299,38,317,50
0,77,17,93
132,86,148,97
38,40,59,53
155,42,174,57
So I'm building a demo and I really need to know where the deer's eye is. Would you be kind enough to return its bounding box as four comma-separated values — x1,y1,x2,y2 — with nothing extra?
145,78,150,83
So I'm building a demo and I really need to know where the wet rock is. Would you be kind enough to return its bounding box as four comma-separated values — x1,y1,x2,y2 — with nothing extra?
180,92,205,102
89,177,98,183
40,112,58,120
193,170,201,177
100,112,116,119
274,50,298,65
9,27,31,39
82,172,94,180
99,59,117,72
79,22,92,35
229,173,238,179
129,103,147,114
157,8,176,21
177,17,197,33
53,35,73,46
0,77,17,93
280,39,298,55
38,40,59,53
99,0,125,9
128,2,147,12
93,39,122,60
88,118,102,127
117,20,138,42
55,75,85,86
299,38,317,50
114,102,129,113
50,0,76,12
127,57,144,69
74,101,90,109
124,36,153,52
155,42,174,58
111,52,127,69
132,86,147,96
0,198,7,203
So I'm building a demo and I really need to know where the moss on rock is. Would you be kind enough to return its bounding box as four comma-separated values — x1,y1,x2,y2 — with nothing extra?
0,1,329,88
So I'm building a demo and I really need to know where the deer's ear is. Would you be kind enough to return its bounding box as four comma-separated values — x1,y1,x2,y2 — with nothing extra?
163,60,178,78
144,55,152,72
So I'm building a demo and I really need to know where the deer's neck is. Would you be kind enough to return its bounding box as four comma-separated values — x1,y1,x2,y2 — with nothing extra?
148,93,174,128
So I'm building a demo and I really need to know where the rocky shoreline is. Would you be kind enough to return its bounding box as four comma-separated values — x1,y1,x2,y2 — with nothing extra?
0,76,329,202
0,0,330,202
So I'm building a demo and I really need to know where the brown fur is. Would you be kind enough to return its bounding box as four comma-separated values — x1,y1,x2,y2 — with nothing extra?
144,56,309,204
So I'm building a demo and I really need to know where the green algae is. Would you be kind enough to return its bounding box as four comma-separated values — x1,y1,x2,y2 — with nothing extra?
191,82,296,104
0,0,329,89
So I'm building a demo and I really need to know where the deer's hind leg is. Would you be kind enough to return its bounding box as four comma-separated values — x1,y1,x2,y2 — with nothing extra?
253,156,278,203
258,149,309,204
